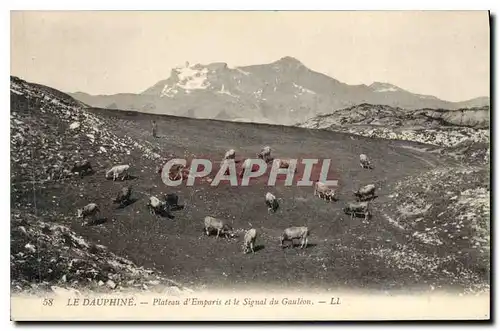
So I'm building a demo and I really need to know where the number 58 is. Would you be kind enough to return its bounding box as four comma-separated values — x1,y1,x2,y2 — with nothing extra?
42,298,53,306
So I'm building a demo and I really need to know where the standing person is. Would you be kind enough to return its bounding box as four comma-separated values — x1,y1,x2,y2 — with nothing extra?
152,120,157,138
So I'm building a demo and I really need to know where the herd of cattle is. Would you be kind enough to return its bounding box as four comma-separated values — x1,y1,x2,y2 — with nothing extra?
70,146,376,255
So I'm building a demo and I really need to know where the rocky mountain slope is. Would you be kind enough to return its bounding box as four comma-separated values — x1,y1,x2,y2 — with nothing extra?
11,211,191,296
380,165,490,294
69,57,489,126
297,102,491,286
11,76,490,295
299,103,490,150
300,103,489,129
10,76,189,295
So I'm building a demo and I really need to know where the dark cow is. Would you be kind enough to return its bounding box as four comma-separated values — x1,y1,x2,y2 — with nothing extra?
353,184,376,201
71,160,93,177
343,201,371,221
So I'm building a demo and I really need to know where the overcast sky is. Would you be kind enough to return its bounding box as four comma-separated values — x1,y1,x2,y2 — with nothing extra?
11,10,489,102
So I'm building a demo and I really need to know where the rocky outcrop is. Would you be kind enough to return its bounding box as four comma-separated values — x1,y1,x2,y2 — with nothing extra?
10,76,163,184
11,211,191,295
381,166,490,294
298,104,490,148
420,107,489,129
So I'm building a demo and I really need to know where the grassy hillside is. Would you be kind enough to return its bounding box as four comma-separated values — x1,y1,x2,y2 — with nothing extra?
11,76,490,294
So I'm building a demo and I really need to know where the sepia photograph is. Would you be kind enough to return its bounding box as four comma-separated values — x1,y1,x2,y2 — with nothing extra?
9,9,491,321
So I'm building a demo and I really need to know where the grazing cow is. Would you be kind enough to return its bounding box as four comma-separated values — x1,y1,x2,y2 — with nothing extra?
113,186,132,207
353,184,376,201
360,154,372,169
147,196,170,216
257,146,272,163
343,201,371,221
313,181,336,201
242,228,257,254
224,149,236,160
71,159,93,178
105,165,130,181
265,192,279,213
77,203,100,226
203,216,234,239
280,226,309,249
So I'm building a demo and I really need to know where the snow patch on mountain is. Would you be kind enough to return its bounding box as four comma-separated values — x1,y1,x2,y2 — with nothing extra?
160,65,210,97
370,82,403,93
419,95,438,100
375,87,398,92
176,67,210,90
253,89,263,98
293,83,316,95
216,84,239,98
160,85,178,98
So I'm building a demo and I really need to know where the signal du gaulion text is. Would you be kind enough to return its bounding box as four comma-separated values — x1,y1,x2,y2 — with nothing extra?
152,297,315,307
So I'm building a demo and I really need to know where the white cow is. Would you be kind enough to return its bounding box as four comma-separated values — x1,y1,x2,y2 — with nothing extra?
280,226,309,249
77,203,100,226
265,192,279,213
204,216,234,239
242,228,257,254
147,196,169,216
359,154,372,169
313,181,336,201
257,146,272,163
105,164,130,181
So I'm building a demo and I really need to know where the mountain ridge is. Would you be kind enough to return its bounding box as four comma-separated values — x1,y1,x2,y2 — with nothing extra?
65,56,489,126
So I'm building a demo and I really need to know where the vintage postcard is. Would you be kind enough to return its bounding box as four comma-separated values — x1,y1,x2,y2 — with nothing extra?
9,10,490,321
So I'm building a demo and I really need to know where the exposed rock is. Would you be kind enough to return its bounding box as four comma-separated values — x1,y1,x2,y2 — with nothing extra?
69,122,80,130
106,279,117,289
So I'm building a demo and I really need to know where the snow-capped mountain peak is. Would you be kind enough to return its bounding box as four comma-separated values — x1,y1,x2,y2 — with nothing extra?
70,57,490,126
160,65,211,97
